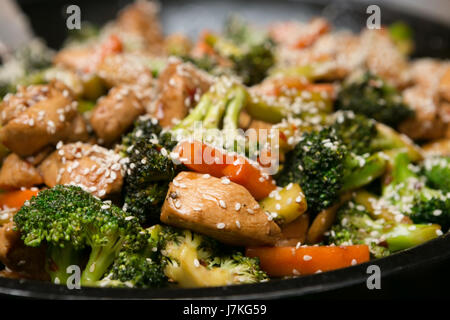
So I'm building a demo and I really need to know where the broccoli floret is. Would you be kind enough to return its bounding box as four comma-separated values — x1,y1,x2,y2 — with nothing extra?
422,156,450,193
102,226,168,288
122,117,180,224
277,127,386,213
13,185,143,286
383,152,450,230
332,111,423,160
329,202,441,258
331,112,377,155
336,72,414,127
205,17,275,85
172,81,249,154
159,226,268,287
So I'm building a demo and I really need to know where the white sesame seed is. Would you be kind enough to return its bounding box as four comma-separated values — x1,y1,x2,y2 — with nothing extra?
303,255,312,261
219,200,227,208
351,259,357,266
216,223,225,229
235,220,241,228
235,203,241,211
193,259,200,268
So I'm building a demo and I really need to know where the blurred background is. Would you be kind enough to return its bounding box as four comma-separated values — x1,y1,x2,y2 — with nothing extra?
1,0,449,54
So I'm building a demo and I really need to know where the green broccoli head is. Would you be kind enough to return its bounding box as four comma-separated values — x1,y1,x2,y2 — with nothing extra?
383,152,450,230
329,203,390,259
204,17,275,85
331,111,377,155
336,72,414,127
422,156,450,194
13,185,144,286
122,116,180,224
160,226,268,287
105,251,167,288
277,126,386,213
277,128,347,212
329,201,441,258
103,226,168,288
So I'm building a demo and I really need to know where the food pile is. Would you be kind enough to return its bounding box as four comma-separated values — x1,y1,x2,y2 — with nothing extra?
0,1,449,288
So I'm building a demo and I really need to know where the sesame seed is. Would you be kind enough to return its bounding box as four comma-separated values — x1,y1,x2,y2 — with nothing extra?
351,259,357,266
219,200,227,208
193,259,200,268
235,203,241,211
235,220,241,228
216,223,225,229
303,255,312,261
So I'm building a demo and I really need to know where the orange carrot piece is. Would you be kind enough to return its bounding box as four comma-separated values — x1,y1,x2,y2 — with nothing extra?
0,189,39,210
174,140,230,177
222,162,275,200
246,245,370,277
175,140,276,200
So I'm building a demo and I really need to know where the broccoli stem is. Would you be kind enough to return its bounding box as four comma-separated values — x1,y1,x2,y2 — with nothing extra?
80,238,124,286
372,123,422,162
172,92,213,131
223,87,247,131
203,94,228,129
341,152,387,191
222,86,247,151
385,224,441,252
46,244,81,285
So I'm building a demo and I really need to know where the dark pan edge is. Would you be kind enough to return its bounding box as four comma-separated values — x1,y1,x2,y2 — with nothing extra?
1,233,449,299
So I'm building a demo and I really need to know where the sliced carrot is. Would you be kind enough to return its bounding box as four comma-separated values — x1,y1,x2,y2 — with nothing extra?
98,34,123,58
0,189,39,210
246,245,370,277
175,140,276,200
174,140,230,177
259,77,335,99
222,161,275,200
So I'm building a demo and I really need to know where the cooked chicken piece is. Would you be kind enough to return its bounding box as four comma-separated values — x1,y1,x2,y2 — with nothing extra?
0,221,48,281
275,213,309,247
90,85,146,144
407,59,444,88
53,47,95,73
399,85,446,140
116,0,164,55
96,53,154,88
39,142,124,198
161,171,281,246
276,28,408,86
423,139,450,157
361,29,409,88
238,110,252,130
152,60,213,127
0,154,43,190
439,67,450,102
64,113,91,143
0,82,88,156
269,18,330,49
164,33,193,56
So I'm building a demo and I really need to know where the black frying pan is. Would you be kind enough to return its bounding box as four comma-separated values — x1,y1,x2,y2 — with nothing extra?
1,0,449,299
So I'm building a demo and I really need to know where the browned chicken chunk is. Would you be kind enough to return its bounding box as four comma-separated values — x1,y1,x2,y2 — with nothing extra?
116,0,165,55
53,47,95,73
161,171,281,246
90,85,146,144
0,82,89,156
96,53,154,88
0,221,48,281
152,60,213,127
0,154,43,190
39,142,124,198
